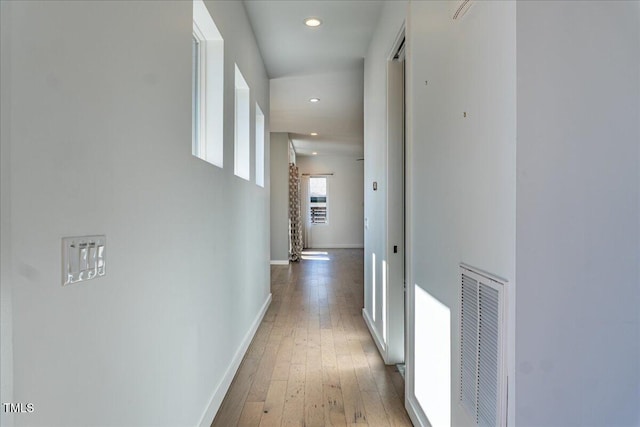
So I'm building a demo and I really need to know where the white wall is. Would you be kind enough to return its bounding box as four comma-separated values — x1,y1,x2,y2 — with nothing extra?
406,1,517,426
1,1,270,425
362,0,408,364
392,1,639,426
1,2,15,426
516,2,640,425
296,155,364,249
270,132,289,263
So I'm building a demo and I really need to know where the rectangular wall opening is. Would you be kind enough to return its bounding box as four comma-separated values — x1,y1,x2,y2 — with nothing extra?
255,104,265,187
234,64,250,180
192,0,224,167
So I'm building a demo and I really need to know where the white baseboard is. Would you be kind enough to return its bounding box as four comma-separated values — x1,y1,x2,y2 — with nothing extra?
362,308,387,362
198,293,272,427
270,260,289,265
406,393,430,427
307,243,364,249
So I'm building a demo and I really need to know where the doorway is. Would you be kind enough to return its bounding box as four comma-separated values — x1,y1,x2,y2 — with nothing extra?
384,29,406,366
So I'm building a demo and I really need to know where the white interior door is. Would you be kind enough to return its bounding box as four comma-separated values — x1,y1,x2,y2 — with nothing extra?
385,34,406,365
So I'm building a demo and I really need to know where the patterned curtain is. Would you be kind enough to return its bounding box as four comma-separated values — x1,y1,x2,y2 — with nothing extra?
289,163,303,262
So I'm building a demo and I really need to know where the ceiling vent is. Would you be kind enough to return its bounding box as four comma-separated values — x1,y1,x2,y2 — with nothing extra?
453,0,474,20
459,264,508,427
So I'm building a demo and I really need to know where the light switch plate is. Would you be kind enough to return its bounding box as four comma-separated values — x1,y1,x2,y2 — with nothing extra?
62,235,106,286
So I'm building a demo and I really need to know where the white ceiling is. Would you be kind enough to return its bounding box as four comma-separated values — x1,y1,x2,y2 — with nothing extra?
243,0,384,157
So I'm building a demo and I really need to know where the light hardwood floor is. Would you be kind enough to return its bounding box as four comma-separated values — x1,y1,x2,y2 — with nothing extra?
211,249,412,427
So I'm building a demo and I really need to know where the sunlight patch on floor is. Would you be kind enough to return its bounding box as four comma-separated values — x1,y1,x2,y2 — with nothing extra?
301,250,330,261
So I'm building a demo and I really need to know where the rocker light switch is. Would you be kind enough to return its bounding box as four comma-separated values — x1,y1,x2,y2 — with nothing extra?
62,235,106,286
97,245,105,274
88,245,97,270
79,245,89,271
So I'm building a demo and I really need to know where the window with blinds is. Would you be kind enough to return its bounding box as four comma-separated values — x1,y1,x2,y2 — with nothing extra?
309,177,328,224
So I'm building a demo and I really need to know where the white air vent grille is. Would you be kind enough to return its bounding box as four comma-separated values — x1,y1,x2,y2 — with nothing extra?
459,265,507,427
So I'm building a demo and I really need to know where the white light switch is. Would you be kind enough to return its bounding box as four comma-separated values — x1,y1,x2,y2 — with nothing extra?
88,245,97,270
62,235,106,286
79,245,88,271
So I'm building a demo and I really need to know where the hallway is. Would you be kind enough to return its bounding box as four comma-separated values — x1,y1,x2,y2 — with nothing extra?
212,249,411,426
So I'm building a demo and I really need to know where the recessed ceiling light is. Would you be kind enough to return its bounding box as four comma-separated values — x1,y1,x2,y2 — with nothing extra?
309,98,320,103
312,152,318,155
310,132,318,136
304,17,322,27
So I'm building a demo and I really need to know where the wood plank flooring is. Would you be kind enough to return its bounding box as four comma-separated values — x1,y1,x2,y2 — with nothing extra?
212,249,411,427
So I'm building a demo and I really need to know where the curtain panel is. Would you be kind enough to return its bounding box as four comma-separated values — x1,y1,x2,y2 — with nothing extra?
288,163,303,261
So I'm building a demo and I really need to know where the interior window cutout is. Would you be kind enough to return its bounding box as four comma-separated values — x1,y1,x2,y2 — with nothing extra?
192,35,201,157
234,64,250,181
192,0,224,167
255,104,265,187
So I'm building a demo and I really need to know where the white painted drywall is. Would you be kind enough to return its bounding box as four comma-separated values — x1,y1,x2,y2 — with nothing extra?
363,0,408,365
406,1,517,426
296,155,364,249
516,2,640,425
2,1,269,425
270,132,290,263
1,2,15,426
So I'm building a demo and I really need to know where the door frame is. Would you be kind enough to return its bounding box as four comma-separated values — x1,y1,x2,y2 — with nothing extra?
383,25,406,365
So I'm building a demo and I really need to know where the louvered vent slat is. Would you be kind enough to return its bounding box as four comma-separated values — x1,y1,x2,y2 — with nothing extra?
459,265,506,427
480,324,499,338
460,274,479,415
